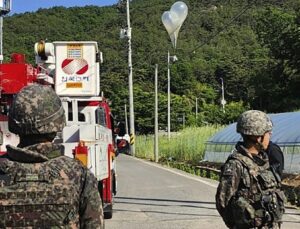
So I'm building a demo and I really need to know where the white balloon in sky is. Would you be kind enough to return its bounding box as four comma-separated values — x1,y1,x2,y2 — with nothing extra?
161,11,181,36
170,1,188,25
161,1,188,48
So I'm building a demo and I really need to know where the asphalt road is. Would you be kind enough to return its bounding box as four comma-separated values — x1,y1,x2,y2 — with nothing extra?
106,154,300,229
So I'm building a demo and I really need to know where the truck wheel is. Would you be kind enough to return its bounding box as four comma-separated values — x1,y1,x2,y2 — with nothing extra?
104,203,113,219
104,171,114,219
98,181,112,219
112,171,117,195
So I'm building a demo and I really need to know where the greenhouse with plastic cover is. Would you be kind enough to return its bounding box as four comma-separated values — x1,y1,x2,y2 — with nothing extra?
204,111,300,173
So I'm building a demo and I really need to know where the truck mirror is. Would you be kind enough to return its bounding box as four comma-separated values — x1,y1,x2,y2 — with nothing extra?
114,127,120,135
96,52,103,64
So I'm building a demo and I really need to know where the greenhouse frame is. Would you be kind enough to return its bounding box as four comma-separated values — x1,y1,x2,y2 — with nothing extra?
204,111,300,173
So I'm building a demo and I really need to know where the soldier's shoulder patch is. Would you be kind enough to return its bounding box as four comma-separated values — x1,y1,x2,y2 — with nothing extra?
223,167,234,176
222,160,240,176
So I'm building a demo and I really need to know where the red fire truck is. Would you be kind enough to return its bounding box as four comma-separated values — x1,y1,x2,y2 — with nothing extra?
0,41,117,219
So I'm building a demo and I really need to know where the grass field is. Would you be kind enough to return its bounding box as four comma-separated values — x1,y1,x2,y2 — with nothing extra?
135,125,223,163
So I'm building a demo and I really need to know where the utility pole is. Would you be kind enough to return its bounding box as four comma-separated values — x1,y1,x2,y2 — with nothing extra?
154,64,158,162
0,0,11,64
124,102,128,134
167,50,171,140
167,51,177,140
195,97,198,120
120,0,135,155
220,77,226,113
126,0,135,156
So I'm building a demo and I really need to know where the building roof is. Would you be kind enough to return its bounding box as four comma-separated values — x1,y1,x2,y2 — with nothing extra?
207,111,300,146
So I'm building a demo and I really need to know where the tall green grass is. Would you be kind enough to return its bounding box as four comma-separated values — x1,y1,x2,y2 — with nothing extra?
135,125,223,163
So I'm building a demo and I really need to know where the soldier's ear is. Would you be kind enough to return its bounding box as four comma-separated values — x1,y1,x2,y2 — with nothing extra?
257,136,263,143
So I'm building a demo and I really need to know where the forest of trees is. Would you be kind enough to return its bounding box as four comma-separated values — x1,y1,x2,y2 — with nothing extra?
3,0,300,133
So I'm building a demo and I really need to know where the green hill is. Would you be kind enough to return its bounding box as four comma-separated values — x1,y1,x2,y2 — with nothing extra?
3,0,300,133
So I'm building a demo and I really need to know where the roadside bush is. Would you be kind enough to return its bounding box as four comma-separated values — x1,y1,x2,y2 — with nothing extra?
135,125,222,162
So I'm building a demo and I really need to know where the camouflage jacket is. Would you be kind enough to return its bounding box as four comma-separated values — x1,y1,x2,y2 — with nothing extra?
215,142,284,229
0,142,104,229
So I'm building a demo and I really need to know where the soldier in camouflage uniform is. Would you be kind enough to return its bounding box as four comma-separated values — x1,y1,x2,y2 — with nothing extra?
0,84,104,228
216,110,285,229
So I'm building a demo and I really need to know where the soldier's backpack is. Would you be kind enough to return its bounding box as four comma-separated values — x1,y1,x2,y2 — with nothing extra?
0,156,81,228
228,152,285,228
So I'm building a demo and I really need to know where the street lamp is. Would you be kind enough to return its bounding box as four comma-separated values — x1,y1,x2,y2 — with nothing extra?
154,64,159,162
124,100,129,134
167,51,177,139
195,97,198,120
162,1,188,140
119,0,135,155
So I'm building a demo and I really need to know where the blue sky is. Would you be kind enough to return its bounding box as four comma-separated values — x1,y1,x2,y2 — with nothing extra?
10,0,119,14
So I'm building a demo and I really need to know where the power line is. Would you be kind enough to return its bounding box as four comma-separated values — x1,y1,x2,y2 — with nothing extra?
190,3,253,54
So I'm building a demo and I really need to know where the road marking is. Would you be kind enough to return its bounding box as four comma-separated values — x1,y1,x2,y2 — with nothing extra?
131,156,218,188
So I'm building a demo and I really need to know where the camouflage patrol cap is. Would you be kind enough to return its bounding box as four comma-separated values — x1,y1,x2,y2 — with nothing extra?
9,84,66,135
236,110,272,136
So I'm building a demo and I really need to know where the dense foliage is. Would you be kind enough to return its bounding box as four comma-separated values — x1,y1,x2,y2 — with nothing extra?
3,0,300,133
136,125,222,162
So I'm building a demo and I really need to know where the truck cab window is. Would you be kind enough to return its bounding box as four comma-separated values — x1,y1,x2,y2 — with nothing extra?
78,113,86,122
67,101,73,121
96,107,106,127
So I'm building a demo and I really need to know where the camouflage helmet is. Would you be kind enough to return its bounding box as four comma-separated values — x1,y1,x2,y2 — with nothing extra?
9,84,66,135
236,110,272,136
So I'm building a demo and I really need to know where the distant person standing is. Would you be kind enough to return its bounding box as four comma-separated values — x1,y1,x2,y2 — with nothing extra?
216,110,285,229
267,141,284,178
0,85,104,228
114,122,130,155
